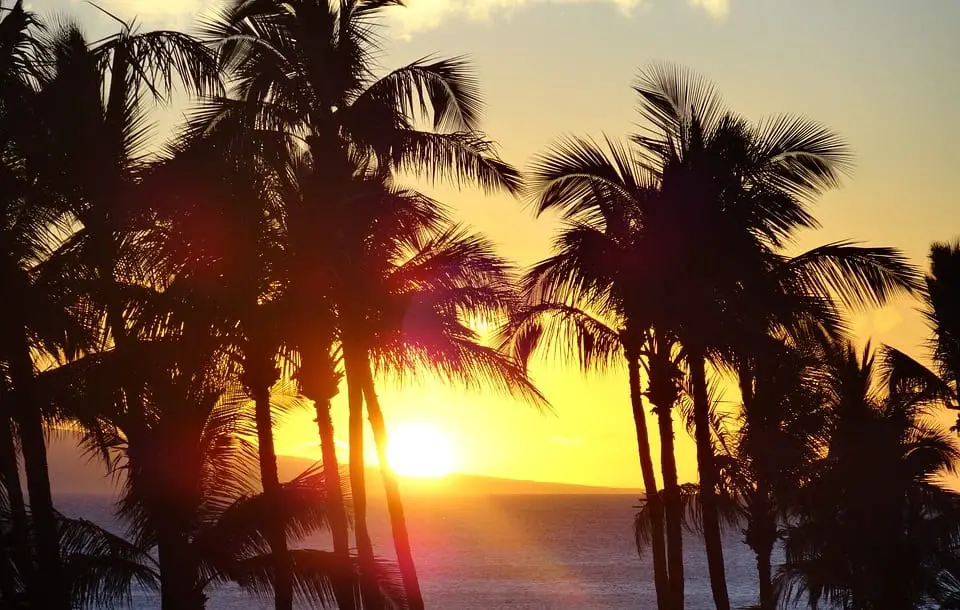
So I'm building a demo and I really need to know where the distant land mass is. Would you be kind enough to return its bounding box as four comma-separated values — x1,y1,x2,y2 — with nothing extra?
44,433,641,497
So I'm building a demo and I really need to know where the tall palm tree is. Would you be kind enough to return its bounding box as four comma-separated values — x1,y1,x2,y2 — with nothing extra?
345,177,546,610
0,7,95,605
0,19,217,606
497,142,673,607
0,0,47,600
41,334,407,609
204,4,521,606
140,132,303,610
628,65,853,610
26,9,220,428
779,341,960,609
642,328,686,608
520,65,921,609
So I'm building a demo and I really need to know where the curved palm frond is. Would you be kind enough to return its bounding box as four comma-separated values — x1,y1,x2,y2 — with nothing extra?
495,302,622,375
58,515,159,609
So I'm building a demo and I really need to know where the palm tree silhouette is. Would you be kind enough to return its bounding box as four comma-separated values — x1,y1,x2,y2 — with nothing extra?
203,2,521,606
141,132,302,609
516,64,920,610
43,329,407,609
7,14,217,607
309,170,543,610
779,341,960,609
501,138,672,608
0,4,90,604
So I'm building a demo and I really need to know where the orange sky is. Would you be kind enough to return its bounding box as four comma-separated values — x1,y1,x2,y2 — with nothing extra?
39,0,960,488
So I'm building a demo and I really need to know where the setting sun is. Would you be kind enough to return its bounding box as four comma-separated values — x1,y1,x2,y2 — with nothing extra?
386,424,457,478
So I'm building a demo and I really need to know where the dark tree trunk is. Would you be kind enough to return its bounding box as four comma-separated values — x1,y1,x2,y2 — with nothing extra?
299,348,353,563
251,385,294,610
656,404,684,610
0,384,30,557
755,535,775,610
9,330,68,609
739,367,776,610
627,354,670,610
313,395,359,610
298,344,356,608
0,400,31,600
688,348,730,610
342,341,380,608
157,530,204,610
313,398,351,555
360,356,425,610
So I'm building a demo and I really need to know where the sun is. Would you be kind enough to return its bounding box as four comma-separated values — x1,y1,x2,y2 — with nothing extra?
386,424,457,478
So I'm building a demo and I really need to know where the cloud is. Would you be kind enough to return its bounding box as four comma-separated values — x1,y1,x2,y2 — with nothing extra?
688,0,730,19
40,0,216,24
387,0,645,36
387,0,732,36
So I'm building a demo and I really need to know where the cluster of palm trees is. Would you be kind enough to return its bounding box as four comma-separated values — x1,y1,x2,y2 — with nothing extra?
2,0,959,609
0,0,540,608
505,67,960,609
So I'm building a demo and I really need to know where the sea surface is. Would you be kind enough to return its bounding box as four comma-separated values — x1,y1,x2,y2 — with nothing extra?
59,493,780,609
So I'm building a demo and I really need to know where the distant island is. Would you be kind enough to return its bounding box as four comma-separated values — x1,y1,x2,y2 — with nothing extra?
46,434,640,497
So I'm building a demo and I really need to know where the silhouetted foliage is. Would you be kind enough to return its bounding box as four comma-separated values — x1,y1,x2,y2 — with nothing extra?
0,2,957,610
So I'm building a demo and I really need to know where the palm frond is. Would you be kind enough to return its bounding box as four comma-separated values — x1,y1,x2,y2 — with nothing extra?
783,241,923,311
58,515,159,609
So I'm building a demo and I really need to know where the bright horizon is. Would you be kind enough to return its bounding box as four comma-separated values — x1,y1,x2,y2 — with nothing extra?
33,0,960,489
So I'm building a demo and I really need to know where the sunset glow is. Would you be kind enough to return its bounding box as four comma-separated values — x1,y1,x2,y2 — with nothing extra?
387,424,457,478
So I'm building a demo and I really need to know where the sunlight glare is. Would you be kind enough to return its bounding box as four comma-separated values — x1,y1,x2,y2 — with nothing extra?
386,424,457,478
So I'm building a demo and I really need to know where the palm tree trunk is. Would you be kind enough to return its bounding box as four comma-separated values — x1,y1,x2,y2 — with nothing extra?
313,397,351,555
688,348,730,610
738,368,775,610
655,405,684,610
360,355,425,610
342,340,379,606
313,395,360,610
755,531,775,610
251,385,294,610
627,354,670,610
157,528,204,610
9,330,68,609
299,348,352,562
0,401,31,599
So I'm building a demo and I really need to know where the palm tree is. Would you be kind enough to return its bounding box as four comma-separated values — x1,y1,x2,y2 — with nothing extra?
0,6,95,605
25,9,220,429
139,132,304,610
920,241,960,427
203,3,521,605
779,341,960,609
520,64,921,609
41,333,407,609
0,18,218,606
718,337,829,610
343,176,546,610
0,0,42,598
642,328,686,608
497,142,673,607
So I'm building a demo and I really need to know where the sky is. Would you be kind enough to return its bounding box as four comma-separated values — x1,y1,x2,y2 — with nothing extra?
28,0,960,488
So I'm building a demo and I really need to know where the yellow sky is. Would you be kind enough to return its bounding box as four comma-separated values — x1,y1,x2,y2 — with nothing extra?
39,0,960,488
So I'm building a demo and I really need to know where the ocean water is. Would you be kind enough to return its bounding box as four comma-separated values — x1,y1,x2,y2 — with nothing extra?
58,493,773,609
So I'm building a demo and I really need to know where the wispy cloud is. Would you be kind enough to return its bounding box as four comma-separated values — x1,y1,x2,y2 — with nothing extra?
688,0,730,20
52,0,732,35
48,0,215,23
388,0,730,36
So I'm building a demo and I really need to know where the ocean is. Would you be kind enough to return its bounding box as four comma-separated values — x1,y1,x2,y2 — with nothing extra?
59,493,773,609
